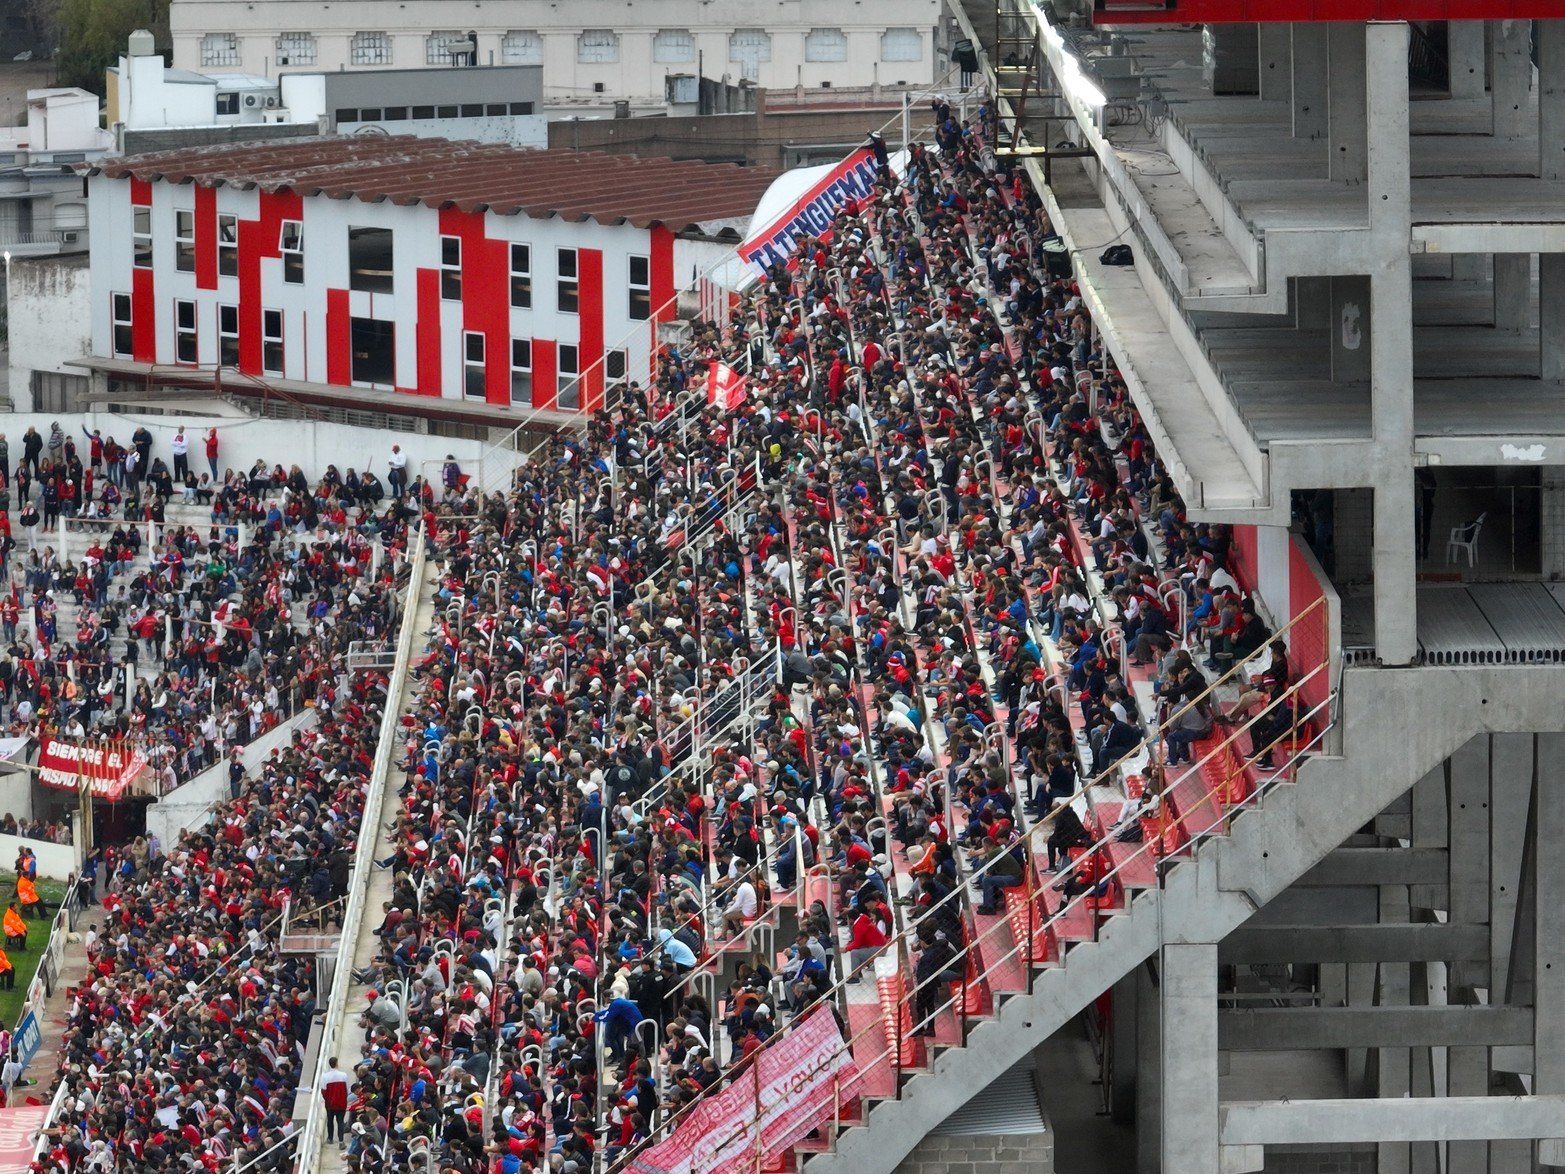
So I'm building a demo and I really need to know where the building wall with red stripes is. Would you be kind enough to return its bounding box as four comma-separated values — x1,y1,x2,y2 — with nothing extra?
87,172,737,416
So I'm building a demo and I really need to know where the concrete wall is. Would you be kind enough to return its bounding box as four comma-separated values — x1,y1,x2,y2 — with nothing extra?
549,96,938,168
5,254,92,411
893,1132,1053,1174
145,707,317,845
0,409,512,488
0,832,75,879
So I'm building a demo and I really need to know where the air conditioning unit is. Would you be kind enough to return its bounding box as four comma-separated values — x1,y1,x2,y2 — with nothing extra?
243,94,261,107
264,95,279,107
60,231,78,243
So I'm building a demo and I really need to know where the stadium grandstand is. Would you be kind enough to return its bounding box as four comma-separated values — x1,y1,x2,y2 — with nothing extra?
18,4,1565,1173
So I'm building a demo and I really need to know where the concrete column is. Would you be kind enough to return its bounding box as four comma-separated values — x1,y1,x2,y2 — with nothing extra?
1327,22,1368,182
1447,21,1487,99
1448,736,1492,1174
1291,23,1328,139
1541,468,1565,578
1378,882,1413,1174
1492,253,1531,333
1110,970,1138,1123
1160,943,1219,1174
1537,734,1565,1168
1296,275,1332,330
1136,961,1161,1174
1329,276,1372,382
1544,255,1565,382
1489,735,1534,1002
1365,20,1417,666
1489,19,1534,141
1258,23,1292,103
1539,21,1565,178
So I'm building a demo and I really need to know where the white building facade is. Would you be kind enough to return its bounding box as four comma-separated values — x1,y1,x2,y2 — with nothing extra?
80,139,764,421
167,0,944,101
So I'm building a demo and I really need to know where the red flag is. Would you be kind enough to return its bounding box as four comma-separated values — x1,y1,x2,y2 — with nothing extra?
706,361,747,410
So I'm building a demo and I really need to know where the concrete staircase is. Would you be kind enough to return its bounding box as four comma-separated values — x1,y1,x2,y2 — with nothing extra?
799,664,1540,1173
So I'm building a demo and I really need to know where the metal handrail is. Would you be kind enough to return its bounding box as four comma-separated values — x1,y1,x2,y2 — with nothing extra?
611,665,1336,1171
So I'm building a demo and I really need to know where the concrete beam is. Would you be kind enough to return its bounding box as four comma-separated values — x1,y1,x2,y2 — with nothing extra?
1296,848,1449,888
1220,1095,1565,1146
1218,1006,1534,1051
1219,924,1488,965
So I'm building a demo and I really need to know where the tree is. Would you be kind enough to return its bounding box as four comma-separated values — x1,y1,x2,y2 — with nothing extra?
55,0,168,95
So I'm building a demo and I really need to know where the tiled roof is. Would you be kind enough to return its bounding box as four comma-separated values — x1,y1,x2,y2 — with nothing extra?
83,136,778,235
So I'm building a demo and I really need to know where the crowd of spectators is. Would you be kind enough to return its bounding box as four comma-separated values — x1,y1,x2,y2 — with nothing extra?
24,437,433,1172
317,87,1310,1174
19,84,1294,1174
0,816,71,846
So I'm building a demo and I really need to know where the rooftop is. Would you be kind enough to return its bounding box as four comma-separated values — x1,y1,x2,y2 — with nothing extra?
82,136,780,235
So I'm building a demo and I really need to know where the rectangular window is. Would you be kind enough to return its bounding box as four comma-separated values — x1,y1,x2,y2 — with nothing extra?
350,32,391,66
508,243,532,308
216,92,239,116
280,220,303,283
628,254,651,321
132,206,152,269
335,108,359,123
348,226,393,293
218,213,238,277
510,338,531,400
175,300,198,363
349,318,396,385
201,32,240,67
262,309,284,375
411,105,434,119
384,106,407,121
509,102,534,115
805,28,848,63
111,293,133,356
463,332,486,398
653,29,695,63
557,247,578,314
275,31,316,66
426,31,462,65
577,30,620,64
218,304,240,367
557,343,579,409
606,348,627,385
174,210,196,273
440,235,462,300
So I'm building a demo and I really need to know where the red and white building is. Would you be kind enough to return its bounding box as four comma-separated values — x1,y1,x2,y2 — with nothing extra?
79,137,776,426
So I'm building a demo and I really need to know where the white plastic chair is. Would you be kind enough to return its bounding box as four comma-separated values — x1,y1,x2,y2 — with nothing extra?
1446,512,1486,567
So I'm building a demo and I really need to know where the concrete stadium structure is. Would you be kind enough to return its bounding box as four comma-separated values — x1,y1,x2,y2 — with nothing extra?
786,3,1565,1173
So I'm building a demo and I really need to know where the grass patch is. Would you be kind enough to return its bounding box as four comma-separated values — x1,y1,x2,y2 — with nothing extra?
0,876,70,1033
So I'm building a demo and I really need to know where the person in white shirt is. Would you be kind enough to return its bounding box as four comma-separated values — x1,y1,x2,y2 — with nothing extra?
387,445,409,499
170,427,189,481
720,877,758,938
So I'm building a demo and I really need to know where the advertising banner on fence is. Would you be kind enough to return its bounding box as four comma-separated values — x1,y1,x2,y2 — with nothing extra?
629,1006,856,1173
0,1103,49,1172
737,148,879,277
36,738,147,801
